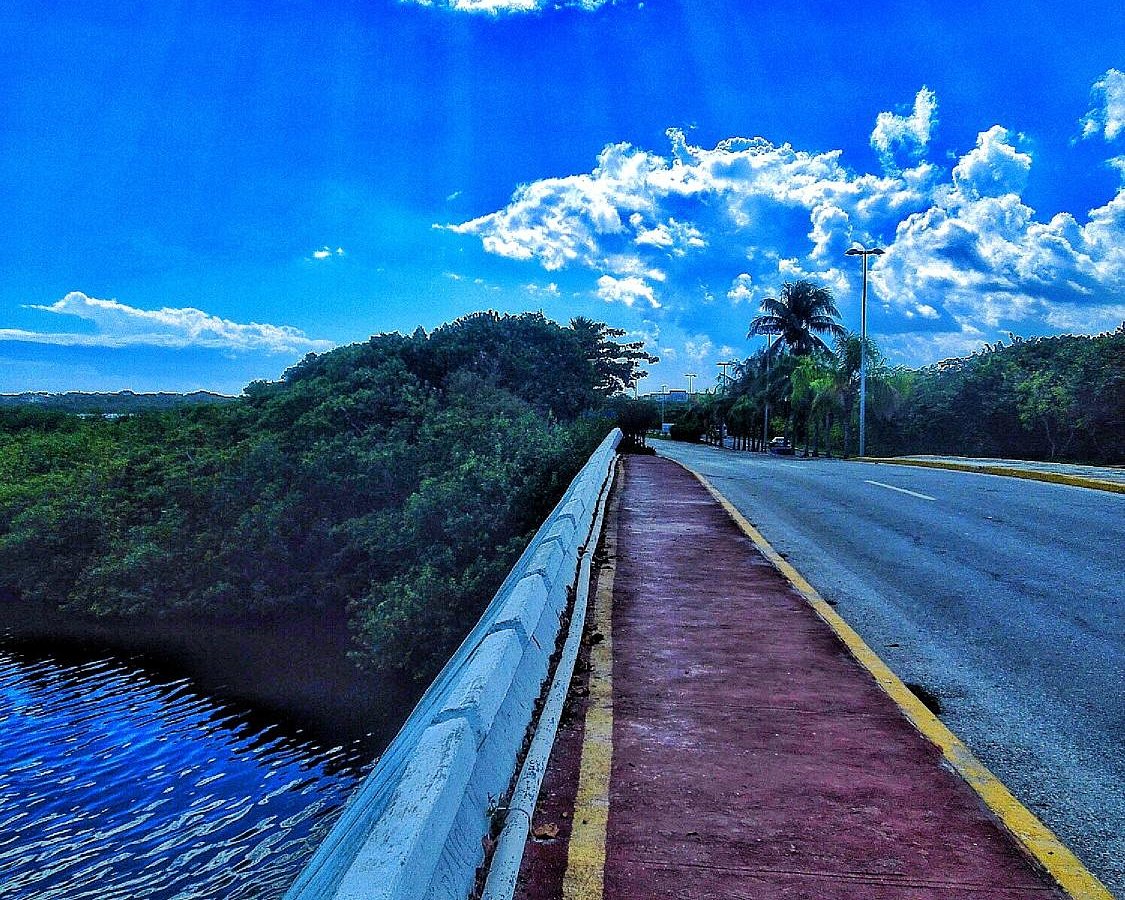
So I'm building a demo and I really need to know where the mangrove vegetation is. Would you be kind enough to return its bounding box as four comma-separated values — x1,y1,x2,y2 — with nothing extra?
0,312,654,691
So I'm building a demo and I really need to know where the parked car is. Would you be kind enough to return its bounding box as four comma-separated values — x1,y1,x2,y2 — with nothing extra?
768,436,795,455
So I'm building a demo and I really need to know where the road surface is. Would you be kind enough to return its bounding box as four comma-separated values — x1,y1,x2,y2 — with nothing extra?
655,441,1124,896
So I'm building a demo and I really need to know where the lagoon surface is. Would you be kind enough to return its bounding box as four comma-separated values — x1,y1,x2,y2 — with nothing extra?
0,648,367,899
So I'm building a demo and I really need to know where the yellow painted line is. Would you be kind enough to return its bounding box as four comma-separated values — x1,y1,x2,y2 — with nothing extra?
677,460,1113,900
856,456,1125,495
561,463,620,900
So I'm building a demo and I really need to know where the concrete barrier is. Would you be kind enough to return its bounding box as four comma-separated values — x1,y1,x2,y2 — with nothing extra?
285,428,621,900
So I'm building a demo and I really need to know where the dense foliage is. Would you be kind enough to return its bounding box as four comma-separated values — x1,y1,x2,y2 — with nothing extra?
0,312,654,681
0,391,235,413
874,329,1124,463
748,280,846,358
671,284,1122,465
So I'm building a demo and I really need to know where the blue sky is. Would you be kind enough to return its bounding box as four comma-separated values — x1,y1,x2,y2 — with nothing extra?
1,0,1122,394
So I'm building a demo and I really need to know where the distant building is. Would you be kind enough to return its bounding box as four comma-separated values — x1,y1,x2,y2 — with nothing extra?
642,389,692,403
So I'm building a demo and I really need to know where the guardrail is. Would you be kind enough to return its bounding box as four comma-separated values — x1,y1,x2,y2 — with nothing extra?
284,428,622,900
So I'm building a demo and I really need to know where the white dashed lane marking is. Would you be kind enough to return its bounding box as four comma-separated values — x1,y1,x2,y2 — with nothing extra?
864,480,937,501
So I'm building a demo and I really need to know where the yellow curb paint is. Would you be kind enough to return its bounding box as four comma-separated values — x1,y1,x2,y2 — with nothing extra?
856,457,1125,495
561,463,620,900
678,460,1113,900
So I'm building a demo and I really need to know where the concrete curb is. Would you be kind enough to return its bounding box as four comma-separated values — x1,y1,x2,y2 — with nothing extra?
856,456,1125,494
284,428,622,900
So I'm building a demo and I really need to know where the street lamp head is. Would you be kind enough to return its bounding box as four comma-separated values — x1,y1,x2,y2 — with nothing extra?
871,247,885,256
845,248,862,256
846,244,884,256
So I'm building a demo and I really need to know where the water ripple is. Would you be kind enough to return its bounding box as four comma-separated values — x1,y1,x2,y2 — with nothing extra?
0,649,368,899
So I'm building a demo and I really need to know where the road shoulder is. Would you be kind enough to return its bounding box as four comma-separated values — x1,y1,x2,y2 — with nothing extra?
855,456,1125,494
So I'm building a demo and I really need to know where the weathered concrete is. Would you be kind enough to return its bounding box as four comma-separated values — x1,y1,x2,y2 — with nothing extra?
283,429,620,900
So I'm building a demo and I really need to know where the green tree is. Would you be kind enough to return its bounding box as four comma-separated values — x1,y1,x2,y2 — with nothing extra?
748,280,847,358
0,311,650,687
569,317,659,396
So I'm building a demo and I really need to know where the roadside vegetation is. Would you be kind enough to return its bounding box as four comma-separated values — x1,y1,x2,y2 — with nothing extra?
653,280,1123,464
0,312,654,684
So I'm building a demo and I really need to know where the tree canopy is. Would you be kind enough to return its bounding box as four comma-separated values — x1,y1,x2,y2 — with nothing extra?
0,311,652,683
748,280,847,357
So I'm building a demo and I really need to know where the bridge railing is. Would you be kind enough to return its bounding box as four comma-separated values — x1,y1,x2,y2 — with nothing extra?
284,427,622,900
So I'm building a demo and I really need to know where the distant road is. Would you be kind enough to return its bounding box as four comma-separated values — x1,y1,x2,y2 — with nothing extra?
655,442,1125,895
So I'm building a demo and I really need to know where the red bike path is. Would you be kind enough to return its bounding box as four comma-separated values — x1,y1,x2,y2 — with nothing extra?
516,454,1067,899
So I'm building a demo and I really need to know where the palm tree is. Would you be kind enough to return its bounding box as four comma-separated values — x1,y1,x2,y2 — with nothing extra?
829,332,903,456
748,280,846,358
791,355,833,456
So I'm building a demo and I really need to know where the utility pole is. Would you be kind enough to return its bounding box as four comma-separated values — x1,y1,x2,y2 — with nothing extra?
715,361,739,446
761,332,775,450
845,244,884,457
684,373,697,396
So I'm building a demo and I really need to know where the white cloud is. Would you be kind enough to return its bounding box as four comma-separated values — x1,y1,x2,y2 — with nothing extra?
808,202,852,260
871,87,937,170
873,181,1125,338
451,97,1125,368
683,336,715,363
727,273,754,304
402,0,611,14
950,126,1031,198
525,281,561,296
596,274,659,308
447,127,933,318
631,215,706,254
447,140,664,272
1080,68,1125,142
3,292,333,353
880,325,991,365
310,246,345,260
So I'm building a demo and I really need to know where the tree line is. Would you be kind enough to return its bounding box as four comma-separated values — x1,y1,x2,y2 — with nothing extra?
651,281,1123,464
0,312,654,683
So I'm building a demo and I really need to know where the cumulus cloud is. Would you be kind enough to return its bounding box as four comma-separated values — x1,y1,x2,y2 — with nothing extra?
879,325,991,364
450,91,1125,367
310,246,345,260
871,87,937,170
1080,68,1125,142
950,126,1031,198
727,273,755,304
873,154,1125,341
2,292,333,352
447,126,934,312
631,215,707,254
403,0,610,14
596,274,659,307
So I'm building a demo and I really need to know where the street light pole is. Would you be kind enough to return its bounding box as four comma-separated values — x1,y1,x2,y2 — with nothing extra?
845,244,884,457
684,373,697,396
761,332,774,451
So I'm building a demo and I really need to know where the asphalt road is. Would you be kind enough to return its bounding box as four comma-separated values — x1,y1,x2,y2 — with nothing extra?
654,441,1125,896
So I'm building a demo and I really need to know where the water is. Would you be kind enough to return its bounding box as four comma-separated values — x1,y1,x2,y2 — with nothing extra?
0,648,368,899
